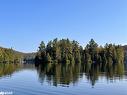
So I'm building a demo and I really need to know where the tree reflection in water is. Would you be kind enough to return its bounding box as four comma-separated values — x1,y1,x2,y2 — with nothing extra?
0,62,124,87
35,62,125,87
0,63,20,78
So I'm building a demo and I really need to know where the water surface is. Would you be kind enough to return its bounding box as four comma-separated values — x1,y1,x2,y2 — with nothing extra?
0,63,127,95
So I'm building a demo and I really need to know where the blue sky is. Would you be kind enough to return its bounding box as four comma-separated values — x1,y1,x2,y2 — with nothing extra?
0,0,127,52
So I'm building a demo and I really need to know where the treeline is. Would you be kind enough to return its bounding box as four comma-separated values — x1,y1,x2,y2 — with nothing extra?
35,38,124,65
0,47,21,63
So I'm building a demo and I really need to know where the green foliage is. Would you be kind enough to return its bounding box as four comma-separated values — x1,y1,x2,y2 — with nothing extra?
36,38,82,65
35,38,125,66
39,41,45,51
0,47,21,63
46,53,52,63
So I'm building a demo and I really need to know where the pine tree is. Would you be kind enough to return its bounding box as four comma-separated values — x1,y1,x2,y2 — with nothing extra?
46,53,52,63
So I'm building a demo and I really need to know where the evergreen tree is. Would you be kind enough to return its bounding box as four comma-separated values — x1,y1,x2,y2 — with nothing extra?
46,53,52,63
35,38,125,67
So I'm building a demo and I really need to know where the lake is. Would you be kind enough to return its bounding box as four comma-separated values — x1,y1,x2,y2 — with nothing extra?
0,63,127,95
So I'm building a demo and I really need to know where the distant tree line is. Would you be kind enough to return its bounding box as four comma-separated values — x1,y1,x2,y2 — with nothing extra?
35,38,124,65
0,47,21,63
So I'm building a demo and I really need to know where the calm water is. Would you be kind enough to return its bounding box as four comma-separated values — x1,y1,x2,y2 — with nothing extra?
0,63,127,95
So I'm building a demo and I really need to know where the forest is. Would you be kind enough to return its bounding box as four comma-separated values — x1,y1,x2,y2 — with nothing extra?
35,38,124,66
0,38,125,66
0,47,21,63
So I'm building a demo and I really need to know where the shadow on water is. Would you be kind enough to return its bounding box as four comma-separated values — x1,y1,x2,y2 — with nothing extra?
35,62,125,87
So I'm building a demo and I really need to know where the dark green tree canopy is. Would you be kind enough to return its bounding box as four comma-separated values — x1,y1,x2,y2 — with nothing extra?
35,38,124,67
39,41,45,51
